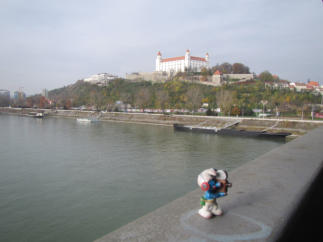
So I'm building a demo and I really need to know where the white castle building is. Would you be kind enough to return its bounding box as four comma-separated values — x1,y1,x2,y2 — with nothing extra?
155,50,209,73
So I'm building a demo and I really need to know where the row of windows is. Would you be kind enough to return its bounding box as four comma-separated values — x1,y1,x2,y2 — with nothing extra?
157,62,207,72
159,61,205,66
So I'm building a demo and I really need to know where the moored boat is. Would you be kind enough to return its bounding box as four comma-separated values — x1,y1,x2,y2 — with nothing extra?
35,112,44,118
76,117,99,123
173,123,291,138
173,123,218,134
28,112,45,118
76,118,92,123
217,128,291,138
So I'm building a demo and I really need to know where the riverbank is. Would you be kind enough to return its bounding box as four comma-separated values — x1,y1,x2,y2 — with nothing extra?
1,107,322,137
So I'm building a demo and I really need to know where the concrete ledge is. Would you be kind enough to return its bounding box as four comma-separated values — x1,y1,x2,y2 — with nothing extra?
95,127,323,242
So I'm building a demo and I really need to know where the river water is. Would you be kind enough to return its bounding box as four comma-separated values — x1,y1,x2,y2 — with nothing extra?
0,114,285,242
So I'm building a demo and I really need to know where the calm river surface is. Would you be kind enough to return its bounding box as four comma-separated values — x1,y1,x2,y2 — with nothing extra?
0,114,285,242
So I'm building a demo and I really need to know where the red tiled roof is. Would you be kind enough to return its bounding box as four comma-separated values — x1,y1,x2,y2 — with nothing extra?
191,56,206,62
214,70,221,75
308,81,319,87
161,56,185,62
160,55,207,63
157,51,161,56
294,82,306,86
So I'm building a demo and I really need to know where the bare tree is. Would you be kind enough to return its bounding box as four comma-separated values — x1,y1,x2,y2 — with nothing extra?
185,86,202,113
134,88,152,111
216,89,236,115
232,63,250,74
155,90,169,112
120,92,132,105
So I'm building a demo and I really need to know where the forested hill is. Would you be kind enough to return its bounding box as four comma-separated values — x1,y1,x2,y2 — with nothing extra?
47,78,321,117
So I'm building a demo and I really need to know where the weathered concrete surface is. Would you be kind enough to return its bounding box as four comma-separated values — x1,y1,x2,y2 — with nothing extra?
95,127,323,242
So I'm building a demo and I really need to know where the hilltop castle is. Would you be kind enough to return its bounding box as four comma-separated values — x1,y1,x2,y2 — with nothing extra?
125,50,256,86
156,50,209,73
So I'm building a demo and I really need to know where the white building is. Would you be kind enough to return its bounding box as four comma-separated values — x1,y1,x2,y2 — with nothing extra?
289,82,308,92
84,73,118,86
156,50,209,73
42,89,49,98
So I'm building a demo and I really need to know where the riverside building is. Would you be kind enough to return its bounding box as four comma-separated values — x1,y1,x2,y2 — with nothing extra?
0,89,10,107
155,50,209,73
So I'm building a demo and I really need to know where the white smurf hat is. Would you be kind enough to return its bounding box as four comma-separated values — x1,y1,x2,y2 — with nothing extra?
197,168,217,190
216,170,228,180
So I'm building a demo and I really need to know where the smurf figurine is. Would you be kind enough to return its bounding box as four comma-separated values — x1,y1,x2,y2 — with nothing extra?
197,168,232,219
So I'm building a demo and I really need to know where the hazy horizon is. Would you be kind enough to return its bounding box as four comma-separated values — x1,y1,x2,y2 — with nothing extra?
1,0,323,95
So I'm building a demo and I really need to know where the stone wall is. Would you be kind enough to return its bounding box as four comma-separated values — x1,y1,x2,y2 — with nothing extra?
223,73,255,81
125,71,169,82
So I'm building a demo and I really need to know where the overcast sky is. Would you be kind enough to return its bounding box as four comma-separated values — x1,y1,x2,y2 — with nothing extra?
0,0,322,95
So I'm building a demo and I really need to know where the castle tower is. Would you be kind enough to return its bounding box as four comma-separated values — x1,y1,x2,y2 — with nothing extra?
156,51,162,71
205,53,209,68
184,49,191,70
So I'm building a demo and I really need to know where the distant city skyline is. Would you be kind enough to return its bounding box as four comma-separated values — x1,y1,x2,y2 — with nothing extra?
0,0,322,95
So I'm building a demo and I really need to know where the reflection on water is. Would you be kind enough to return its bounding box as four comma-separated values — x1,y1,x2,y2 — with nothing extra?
0,115,284,242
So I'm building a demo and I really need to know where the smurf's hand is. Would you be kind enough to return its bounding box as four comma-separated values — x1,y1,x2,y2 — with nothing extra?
209,180,222,189
205,191,227,199
212,192,227,198
218,192,227,197
215,182,222,188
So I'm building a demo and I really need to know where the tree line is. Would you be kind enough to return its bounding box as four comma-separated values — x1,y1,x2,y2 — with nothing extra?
10,62,322,118
38,77,321,118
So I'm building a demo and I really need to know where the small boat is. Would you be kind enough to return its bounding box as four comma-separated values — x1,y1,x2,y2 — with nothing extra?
76,117,99,123
35,113,44,118
76,118,92,123
28,112,45,118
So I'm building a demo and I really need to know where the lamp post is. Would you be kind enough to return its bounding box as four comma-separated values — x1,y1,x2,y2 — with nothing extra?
311,104,314,120
261,100,268,118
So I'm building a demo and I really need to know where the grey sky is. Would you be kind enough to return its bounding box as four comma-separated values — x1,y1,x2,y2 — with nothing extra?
0,0,322,95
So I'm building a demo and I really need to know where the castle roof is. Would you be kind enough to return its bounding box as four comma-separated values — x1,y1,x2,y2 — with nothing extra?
158,50,207,63
294,82,306,86
161,56,185,62
161,56,206,62
191,56,206,61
